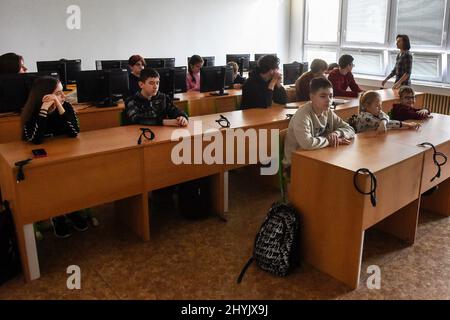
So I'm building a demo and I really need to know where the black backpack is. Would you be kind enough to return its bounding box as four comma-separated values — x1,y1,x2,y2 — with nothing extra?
237,202,300,283
178,178,211,220
0,200,21,285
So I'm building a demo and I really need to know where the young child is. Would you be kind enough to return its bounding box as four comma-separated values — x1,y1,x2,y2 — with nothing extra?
127,55,146,97
126,68,188,126
354,91,420,134
241,55,287,109
328,54,363,98
186,55,204,92
391,86,431,121
21,76,91,238
283,77,355,170
227,61,246,89
295,58,328,101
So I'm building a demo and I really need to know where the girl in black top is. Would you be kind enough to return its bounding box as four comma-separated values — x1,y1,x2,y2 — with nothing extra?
21,76,91,238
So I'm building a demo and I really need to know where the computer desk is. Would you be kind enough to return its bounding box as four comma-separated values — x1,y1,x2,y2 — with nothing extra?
288,114,450,289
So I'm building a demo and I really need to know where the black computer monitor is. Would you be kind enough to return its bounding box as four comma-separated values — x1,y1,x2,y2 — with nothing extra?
0,72,59,114
62,59,82,84
188,56,215,67
95,60,125,71
155,67,175,98
200,66,228,96
147,58,175,68
36,60,68,90
226,54,251,73
248,61,258,73
224,66,234,89
76,69,129,107
283,62,307,85
174,66,187,94
254,53,277,62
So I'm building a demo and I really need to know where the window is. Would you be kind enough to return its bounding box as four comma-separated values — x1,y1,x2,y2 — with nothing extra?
304,46,338,65
447,55,450,83
396,0,447,48
305,0,341,43
341,50,384,75
344,0,389,44
390,52,442,82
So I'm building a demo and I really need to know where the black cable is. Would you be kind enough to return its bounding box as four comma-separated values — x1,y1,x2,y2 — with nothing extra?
215,115,231,128
137,128,155,145
418,142,448,182
353,168,377,207
14,158,32,183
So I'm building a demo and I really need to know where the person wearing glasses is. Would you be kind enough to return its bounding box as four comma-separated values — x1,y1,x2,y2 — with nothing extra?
327,54,363,98
241,55,287,109
127,55,147,97
390,86,431,121
382,35,413,89
125,68,188,126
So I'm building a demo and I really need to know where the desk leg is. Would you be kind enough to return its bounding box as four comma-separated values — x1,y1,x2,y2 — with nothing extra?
374,199,420,245
16,223,40,282
210,172,228,221
421,178,450,217
114,193,150,241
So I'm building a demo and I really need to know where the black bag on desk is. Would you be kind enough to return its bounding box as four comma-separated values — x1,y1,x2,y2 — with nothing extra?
178,178,211,220
0,200,21,285
237,202,300,283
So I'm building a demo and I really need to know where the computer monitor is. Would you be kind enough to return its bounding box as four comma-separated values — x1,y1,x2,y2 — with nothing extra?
155,67,175,98
248,61,258,73
62,59,82,84
76,69,129,107
145,58,165,69
36,60,68,90
224,65,234,89
188,56,215,67
226,54,251,73
95,60,125,71
200,66,228,96
254,53,277,62
174,66,187,94
0,72,59,114
283,62,307,85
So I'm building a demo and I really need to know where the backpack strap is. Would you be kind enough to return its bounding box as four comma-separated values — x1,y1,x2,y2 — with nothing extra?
237,257,254,284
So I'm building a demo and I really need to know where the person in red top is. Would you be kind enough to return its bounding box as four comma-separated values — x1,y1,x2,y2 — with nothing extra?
327,54,363,98
295,58,328,101
391,86,431,121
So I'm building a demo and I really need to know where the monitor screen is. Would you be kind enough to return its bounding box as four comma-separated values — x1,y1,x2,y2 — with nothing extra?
145,58,165,69
95,60,123,71
283,63,305,85
200,66,225,93
248,61,258,73
36,60,68,88
226,54,250,72
174,66,187,94
64,59,82,84
155,67,175,97
224,66,234,89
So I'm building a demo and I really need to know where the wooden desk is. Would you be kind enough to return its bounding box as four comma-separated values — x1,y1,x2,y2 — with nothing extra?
174,89,242,116
289,134,425,289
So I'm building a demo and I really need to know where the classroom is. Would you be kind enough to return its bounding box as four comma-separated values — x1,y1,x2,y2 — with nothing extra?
0,0,449,302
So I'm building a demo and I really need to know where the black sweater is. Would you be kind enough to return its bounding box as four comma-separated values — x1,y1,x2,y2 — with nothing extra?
125,91,188,126
128,73,140,98
23,101,80,144
241,71,288,109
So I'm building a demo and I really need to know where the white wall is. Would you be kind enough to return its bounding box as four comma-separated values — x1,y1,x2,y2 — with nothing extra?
288,0,304,62
0,0,292,72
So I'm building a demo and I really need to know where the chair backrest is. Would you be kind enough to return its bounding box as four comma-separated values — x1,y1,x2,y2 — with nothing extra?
278,128,289,202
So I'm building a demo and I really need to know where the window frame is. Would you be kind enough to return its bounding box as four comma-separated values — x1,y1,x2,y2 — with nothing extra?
303,0,343,45
340,48,386,76
303,45,340,65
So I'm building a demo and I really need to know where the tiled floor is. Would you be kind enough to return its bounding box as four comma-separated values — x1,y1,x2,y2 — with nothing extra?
1,168,449,300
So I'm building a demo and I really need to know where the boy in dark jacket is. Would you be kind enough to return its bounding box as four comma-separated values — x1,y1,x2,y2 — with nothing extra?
125,68,188,126
241,55,287,109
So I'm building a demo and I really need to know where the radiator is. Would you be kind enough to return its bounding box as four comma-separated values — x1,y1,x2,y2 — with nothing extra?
424,94,450,115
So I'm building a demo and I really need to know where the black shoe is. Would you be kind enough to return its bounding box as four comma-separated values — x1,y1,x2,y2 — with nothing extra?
51,216,72,239
67,212,89,232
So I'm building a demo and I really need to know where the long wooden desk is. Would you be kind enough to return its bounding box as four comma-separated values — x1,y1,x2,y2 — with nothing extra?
289,114,450,289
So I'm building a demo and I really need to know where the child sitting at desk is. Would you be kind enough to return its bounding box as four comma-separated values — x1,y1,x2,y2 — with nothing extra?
125,68,188,126
353,91,420,133
328,54,363,98
295,58,328,101
283,77,355,171
186,55,204,92
21,76,94,238
227,61,246,89
391,86,432,121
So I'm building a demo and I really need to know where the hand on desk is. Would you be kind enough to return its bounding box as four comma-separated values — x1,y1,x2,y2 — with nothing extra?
163,117,188,127
404,122,421,130
327,132,352,148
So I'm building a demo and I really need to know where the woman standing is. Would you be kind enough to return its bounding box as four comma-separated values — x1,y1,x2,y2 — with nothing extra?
382,35,413,89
